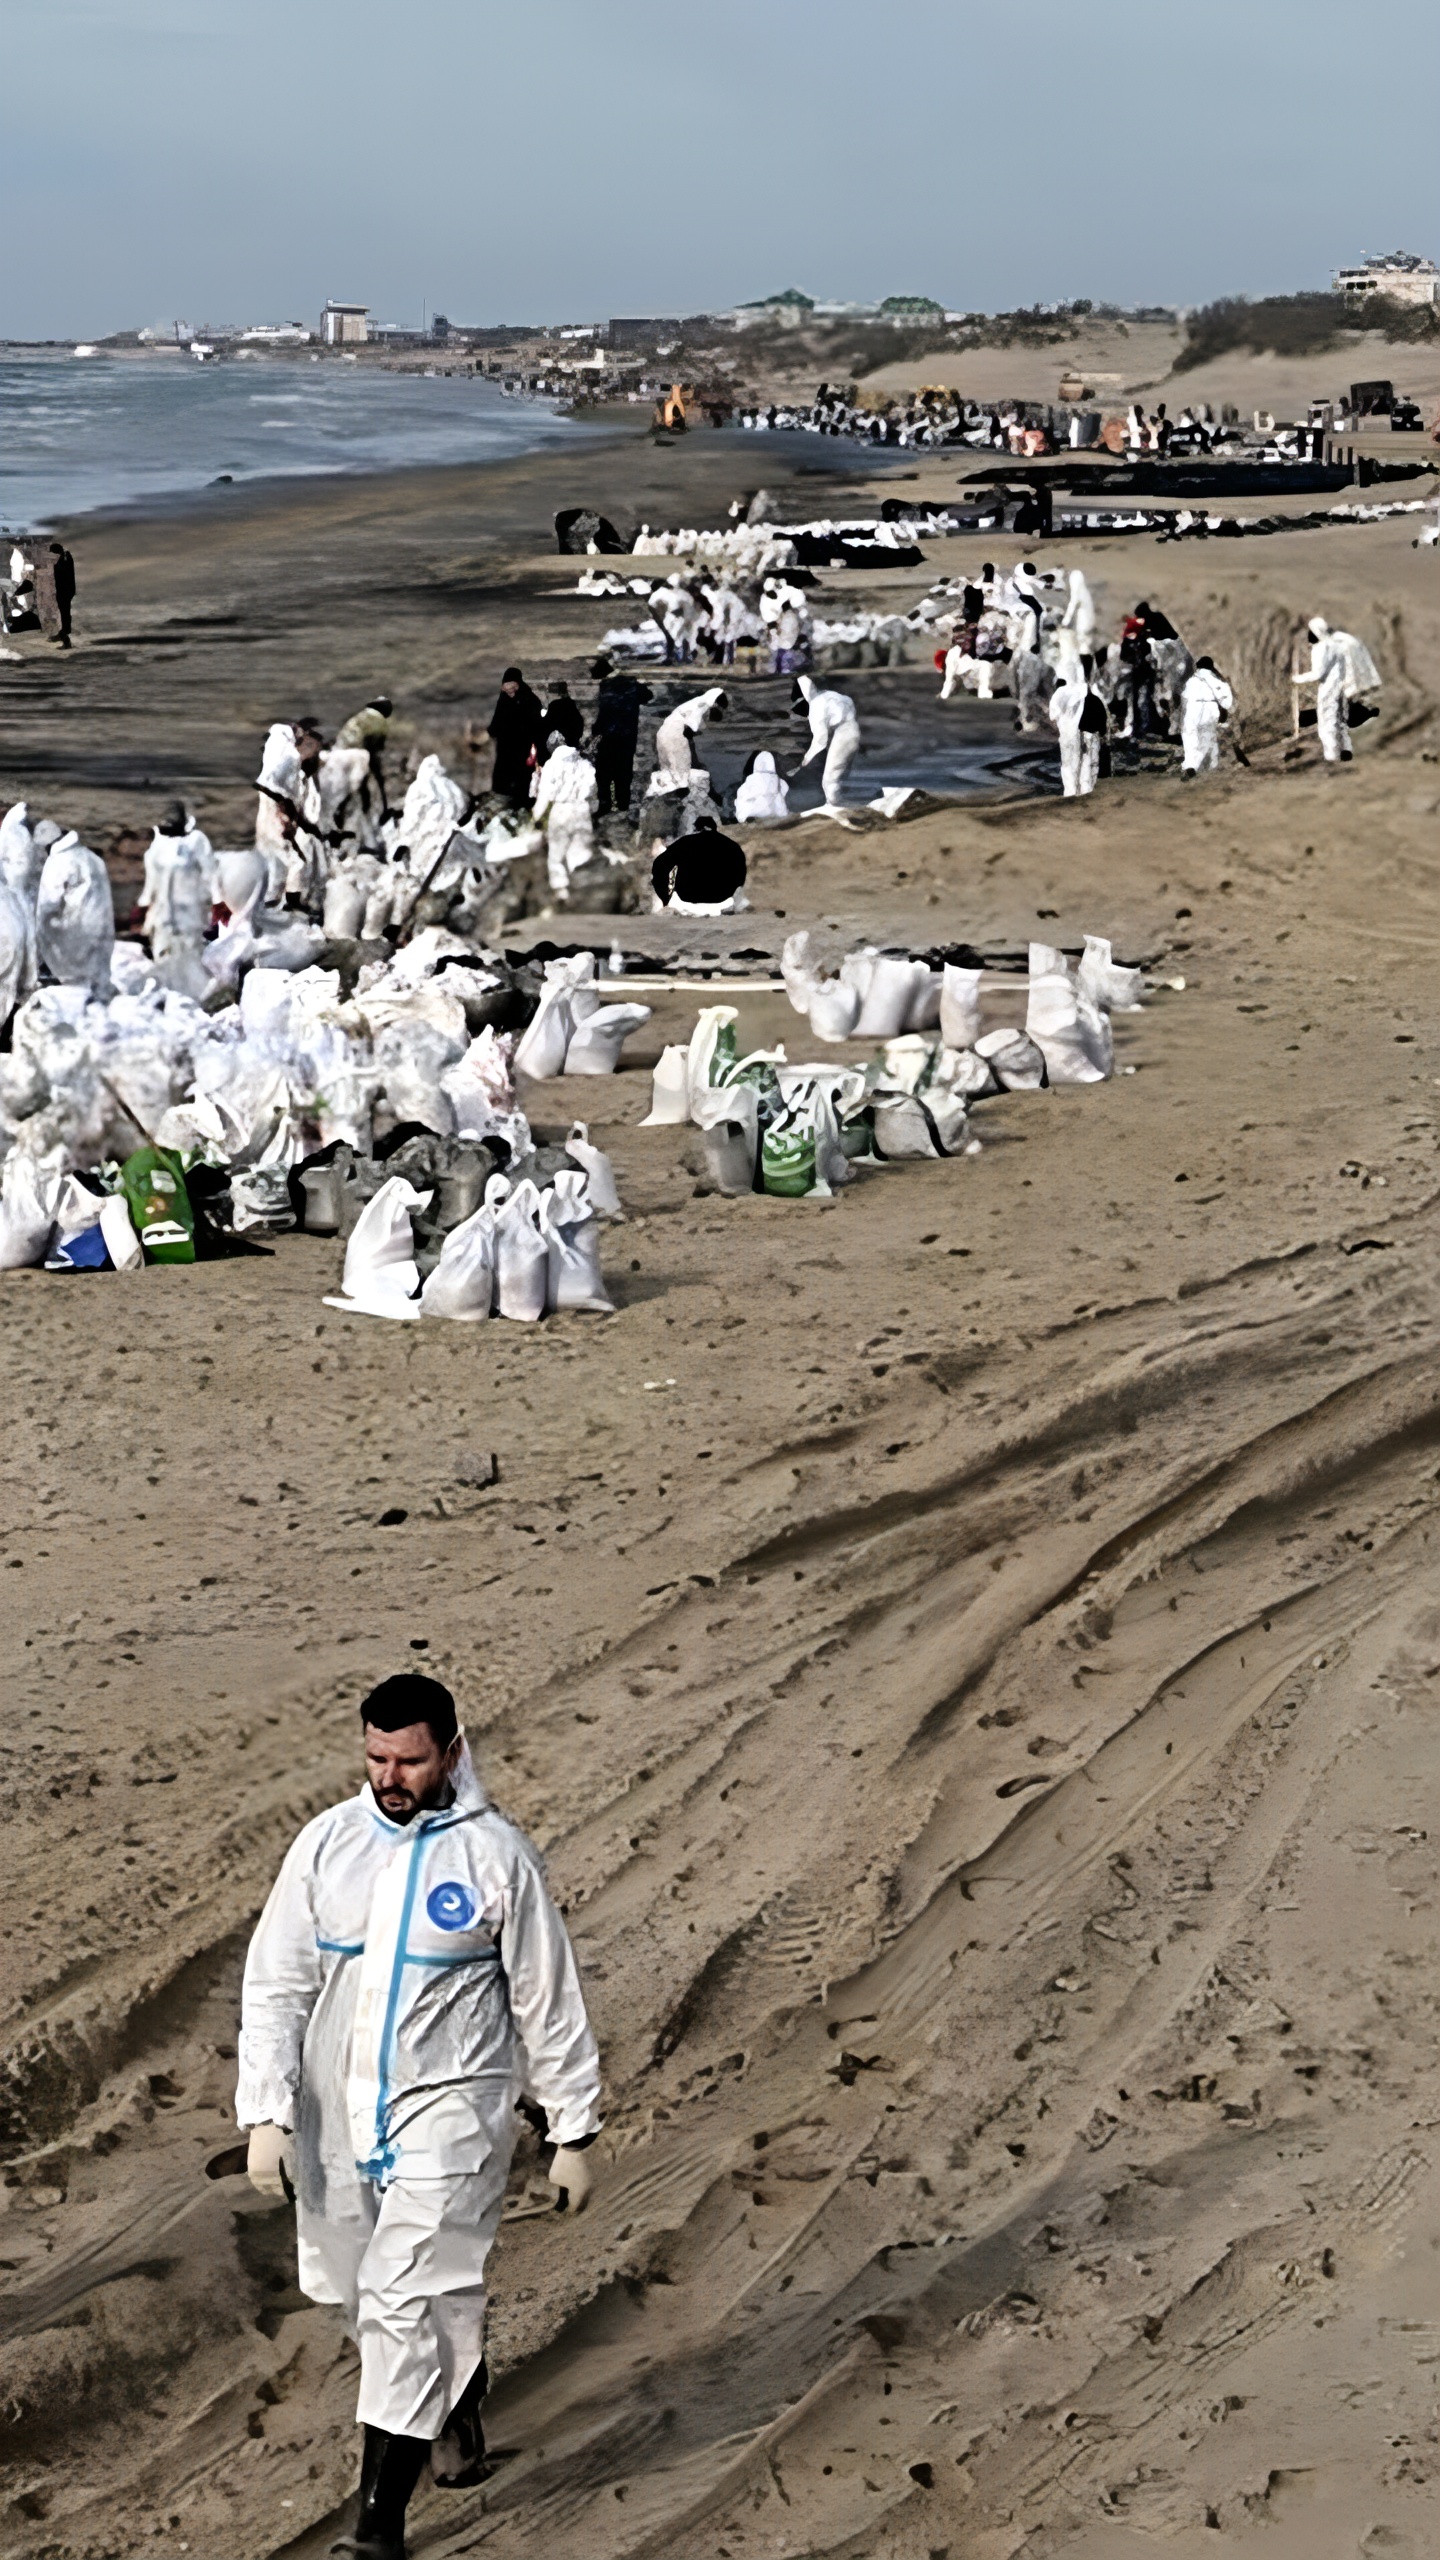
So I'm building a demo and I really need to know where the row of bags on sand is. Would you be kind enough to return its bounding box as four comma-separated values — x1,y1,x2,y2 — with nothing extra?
639,936,1145,1198
325,1147,619,1323
0,1110,622,1320
778,931,1144,1061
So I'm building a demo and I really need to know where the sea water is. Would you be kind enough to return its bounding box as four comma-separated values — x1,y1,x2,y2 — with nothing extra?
0,350,591,529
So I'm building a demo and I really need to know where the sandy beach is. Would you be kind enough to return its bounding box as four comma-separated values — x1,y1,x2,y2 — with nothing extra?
3,399,1440,2560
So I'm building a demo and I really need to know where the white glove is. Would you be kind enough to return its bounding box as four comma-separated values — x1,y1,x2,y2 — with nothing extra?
547,2143,594,2214
246,2123,293,2200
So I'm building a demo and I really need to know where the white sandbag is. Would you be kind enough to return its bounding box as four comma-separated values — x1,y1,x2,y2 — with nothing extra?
686,1005,739,1111
0,876,35,1030
35,834,114,993
513,977,573,1080
693,1081,759,1194
780,928,820,1017
543,1168,613,1313
323,865,369,939
0,1147,65,1268
879,1035,934,1096
362,871,399,941
904,969,943,1031
975,1026,1047,1090
43,1174,105,1269
420,1204,496,1321
807,977,861,1042
1026,973,1113,1084
872,1086,969,1158
492,1176,548,1321
214,847,268,916
374,1021,460,1135
936,1044,998,1099
939,963,983,1050
565,1120,622,1217
854,953,924,1040
1078,933,1144,1012
1029,941,1070,980
99,1191,143,1272
640,1044,690,1126
563,1001,652,1075
808,1078,852,1194
324,1174,430,1321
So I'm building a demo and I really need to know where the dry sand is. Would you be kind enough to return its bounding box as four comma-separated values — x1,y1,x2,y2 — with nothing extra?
2,413,1440,2560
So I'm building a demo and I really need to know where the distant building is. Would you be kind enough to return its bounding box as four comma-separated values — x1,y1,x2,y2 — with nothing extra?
1334,253,1439,309
321,301,369,345
241,323,311,344
730,288,816,331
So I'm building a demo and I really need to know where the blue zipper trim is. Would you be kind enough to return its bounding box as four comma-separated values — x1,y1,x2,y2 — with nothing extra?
366,1828,427,2172
403,1947,497,1969
316,1937,365,1956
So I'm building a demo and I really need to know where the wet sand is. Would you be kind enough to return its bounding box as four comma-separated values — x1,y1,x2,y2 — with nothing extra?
3,420,1440,2560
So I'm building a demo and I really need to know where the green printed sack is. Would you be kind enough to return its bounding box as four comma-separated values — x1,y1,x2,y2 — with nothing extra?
761,1108,817,1198
120,1144,196,1265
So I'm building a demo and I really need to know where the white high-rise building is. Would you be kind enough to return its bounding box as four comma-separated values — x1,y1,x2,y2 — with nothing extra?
321,301,369,345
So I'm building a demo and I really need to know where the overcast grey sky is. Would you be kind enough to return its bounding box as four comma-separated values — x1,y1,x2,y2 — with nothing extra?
4,0,1436,338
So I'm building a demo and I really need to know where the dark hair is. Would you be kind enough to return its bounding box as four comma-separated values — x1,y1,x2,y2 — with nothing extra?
158,798,188,836
590,655,612,679
502,665,523,685
361,1672,457,1748
370,695,392,715
693,813,718,832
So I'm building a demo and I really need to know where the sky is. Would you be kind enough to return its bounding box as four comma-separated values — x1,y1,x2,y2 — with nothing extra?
3,0,1437,339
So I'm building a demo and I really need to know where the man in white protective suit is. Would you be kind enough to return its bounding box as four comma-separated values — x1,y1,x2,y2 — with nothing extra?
649,684,727,791
1179,656,1235,776
532,738,600,897
1046,664,1103,798
795,673,861,809
237,1673,601,2560
1293,615,1382,765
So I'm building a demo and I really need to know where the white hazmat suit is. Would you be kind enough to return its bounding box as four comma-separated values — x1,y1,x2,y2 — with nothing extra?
1047,674,1100,798
1295,617,1381,764
734,750,790,825
796,676,861,808
237,1743,600,2440
650,687,726,792
1061,570,1096,657
1180,664,1234,775
533,743,600,894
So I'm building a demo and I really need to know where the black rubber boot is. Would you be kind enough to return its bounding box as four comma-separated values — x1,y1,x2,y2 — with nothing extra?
330,2425,430,2559
431,2358,490,2488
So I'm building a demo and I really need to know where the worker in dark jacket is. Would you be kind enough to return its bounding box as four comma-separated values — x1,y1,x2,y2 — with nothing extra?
488,667,545,806
651,814,748,915
50,544,76,648
589,654,653,818
541,681,585,750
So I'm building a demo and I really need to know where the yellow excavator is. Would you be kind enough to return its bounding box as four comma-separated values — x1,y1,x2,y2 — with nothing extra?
654,381,692,431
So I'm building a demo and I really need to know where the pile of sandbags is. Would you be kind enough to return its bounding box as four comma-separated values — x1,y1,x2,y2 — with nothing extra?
641,934,1145,1201
512,950,652,1080
324,1124,620,1324
780,930,1143,1085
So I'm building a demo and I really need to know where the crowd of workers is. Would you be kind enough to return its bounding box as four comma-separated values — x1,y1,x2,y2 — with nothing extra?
736,383,1232,457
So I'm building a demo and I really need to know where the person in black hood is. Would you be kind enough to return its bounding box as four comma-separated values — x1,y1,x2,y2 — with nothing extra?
589,654,653,818
651,814,747,914
541,680,585,750
488,666,545,806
